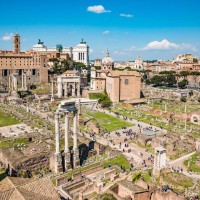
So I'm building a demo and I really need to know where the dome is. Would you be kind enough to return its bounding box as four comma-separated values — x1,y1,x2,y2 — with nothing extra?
76,39,88,47
33,44,45,48
76,43,88,47
33,39,46,50
102,50,113,64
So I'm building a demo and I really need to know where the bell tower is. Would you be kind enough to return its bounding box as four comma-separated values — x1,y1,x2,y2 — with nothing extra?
13,33,20,54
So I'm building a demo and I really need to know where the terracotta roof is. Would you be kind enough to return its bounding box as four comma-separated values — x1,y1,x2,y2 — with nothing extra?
107,70,140,77
0,177,60,200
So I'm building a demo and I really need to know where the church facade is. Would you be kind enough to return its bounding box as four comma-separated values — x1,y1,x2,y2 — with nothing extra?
91,51,141,103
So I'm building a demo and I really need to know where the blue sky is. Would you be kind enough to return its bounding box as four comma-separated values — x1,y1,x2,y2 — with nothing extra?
0,0,200,61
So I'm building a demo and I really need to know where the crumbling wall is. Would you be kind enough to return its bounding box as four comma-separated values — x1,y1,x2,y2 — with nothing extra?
15,153,50,173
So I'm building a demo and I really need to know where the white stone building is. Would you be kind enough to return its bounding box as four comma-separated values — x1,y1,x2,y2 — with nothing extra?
32,39,89,66
133,56,144,70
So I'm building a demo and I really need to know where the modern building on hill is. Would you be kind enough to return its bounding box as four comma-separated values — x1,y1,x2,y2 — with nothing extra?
173,54,197,63
0,33,48,90
32,39,89,66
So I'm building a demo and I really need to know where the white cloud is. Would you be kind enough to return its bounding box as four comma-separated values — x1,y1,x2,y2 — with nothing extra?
120,14,134,18
2,33,13,41
87,5,111,14
113,51,125,55
142,39,197,51
125,45,136,51
143,39,178,50
102,30,110,35
89,49,94,53
178,43,197,51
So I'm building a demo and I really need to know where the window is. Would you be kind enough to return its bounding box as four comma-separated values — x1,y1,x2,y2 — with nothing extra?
3,69,8,77
32,69,36,75
125,79,129,85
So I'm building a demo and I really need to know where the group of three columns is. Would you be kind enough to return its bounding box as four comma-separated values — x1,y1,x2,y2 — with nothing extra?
54,110,79,173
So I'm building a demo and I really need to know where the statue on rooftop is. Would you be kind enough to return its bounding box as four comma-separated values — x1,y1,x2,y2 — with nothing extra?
38,39,43,45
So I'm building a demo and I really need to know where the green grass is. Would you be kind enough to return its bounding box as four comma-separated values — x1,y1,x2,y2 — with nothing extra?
0,138,28,149
162,172,193,193
89,93,105,100
86,111,132,132
65,162,102,180
132,170,152,183
0,111,20,127
103,155,131,170
184,153,200,173
111,102,200,139
64,154,130,180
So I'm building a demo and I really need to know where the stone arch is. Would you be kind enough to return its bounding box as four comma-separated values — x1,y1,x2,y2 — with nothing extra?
144,138,153,146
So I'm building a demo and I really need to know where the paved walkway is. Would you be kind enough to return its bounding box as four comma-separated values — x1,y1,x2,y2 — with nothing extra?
170,151,196,165
169,151,200,180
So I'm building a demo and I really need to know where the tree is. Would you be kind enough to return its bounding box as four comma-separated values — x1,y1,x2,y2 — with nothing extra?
74,62,86,69
99,93,112,108
193,58,198,63
180,71,190,77
49,58,59,62
150,75,165,86
178,79,188,89
159,71,176,75
94,66,101,70
145,79,151,85
125,66,131,70
166,74,177,86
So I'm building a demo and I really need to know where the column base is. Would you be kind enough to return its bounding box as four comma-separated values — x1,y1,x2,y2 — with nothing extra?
65,151,71,171
51,96,55,102
73,148,80,168
153,168,161,178
55,153,63,173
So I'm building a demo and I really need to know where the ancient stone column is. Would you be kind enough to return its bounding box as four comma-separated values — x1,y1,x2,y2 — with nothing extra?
77,99,81,115
8,76,11,89
64,111,71,170
21,71,24,90
77,82,81,97
11,76,14,90
24,74,27,90
54,111,62,173
13,75,17,91
57,78,63,98
51,80,55,102
153,147,166,178
72,83,76,97
73,111,79,168
64,83,68,97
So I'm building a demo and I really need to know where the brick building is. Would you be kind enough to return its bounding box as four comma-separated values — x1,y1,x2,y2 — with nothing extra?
0,33,48,90
91,51,142,103
106,70,141,103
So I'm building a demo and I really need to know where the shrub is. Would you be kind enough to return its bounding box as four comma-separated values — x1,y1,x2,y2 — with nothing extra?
180,97,187,102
